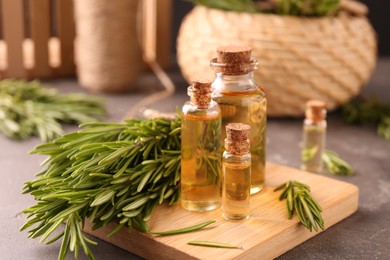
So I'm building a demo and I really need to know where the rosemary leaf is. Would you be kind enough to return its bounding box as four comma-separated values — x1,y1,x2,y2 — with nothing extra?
21,117,182,259
190,0,258,13
342,97,390,141
301,147,355,176
190,0,340,16
0,80,106,141
274,180,324,232
322,150,354,176
378,116,390,141
149,220,216,236
188,240,242,249
277,0,340,16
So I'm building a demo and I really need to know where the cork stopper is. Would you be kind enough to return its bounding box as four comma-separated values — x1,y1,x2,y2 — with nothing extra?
225,123,250,155
217,46,252,64
190,79,212,108
212,46,255,75
305,100,326,123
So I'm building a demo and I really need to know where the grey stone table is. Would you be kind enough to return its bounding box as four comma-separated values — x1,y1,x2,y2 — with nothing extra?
1,59,389,260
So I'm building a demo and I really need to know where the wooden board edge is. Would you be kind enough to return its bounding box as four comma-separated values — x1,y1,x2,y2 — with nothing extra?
85,185,359,260
84,222,196,260
83,163,360,260
236,184,359,259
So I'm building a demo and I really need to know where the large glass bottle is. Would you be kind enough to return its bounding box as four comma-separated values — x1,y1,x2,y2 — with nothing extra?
211,46,266,194
222,123,251,220
181,80,222,212
301,100,327,173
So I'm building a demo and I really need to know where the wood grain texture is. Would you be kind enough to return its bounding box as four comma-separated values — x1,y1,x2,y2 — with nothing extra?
54,0,75,76
142,0,171,70
28,0,51,77
1,0,25,78
156,0,172,69
84,162,359,259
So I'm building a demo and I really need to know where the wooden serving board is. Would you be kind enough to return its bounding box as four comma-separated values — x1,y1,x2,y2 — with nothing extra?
84,162,359,259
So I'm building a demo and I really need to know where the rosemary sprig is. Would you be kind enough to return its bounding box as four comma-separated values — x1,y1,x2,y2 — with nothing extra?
274,180,324,232
378,116,390,141
322,150,354,176
301,147,354,176
190,0,258,13
0,80,106,142
22,117,182,260
190,0,340,16
149,220,216,236
188,240,243,249
301,145,319,163
277,0,339,16
342,97,390,141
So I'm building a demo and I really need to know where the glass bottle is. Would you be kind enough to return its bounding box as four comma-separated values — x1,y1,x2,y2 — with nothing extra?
301,100,327,173
181,79,222,212
222,123,251,220
211,46,266,194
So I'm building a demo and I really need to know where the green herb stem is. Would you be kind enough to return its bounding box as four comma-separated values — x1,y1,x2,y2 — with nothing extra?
342,97,390,141
149,220,216,236
274,180,324,232
190,0,340,16
0,80,106,141
22,117,182,260
187,240,242,249
322,150,354,176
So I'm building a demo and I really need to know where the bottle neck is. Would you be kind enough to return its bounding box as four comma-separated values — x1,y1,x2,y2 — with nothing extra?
213,71,257,93
187,86,211,109
305,108,326,125
304,118,327,127
216,71,254,81
225,138,250,156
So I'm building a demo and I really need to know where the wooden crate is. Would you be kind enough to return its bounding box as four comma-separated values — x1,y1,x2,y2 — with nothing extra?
0,0,75,79
0,0,172,80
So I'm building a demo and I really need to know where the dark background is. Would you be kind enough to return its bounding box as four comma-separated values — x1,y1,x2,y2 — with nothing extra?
172,1,390,56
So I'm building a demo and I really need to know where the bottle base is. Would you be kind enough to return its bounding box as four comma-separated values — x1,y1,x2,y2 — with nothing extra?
250,183,264,195
301,165,323,173
222,213,249,220
181,200,220,212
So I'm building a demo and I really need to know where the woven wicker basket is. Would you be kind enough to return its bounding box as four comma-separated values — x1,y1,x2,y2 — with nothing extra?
177,6,377,116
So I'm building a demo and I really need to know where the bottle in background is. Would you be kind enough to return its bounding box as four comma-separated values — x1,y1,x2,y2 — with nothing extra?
301,100,327,173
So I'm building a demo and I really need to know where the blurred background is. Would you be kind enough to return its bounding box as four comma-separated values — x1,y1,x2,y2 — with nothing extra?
0,0,388,110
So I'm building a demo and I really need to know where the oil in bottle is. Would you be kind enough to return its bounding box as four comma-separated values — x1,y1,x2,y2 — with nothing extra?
222,123,251,220
181,79,222,212
211,46,266,194
301,100,327,173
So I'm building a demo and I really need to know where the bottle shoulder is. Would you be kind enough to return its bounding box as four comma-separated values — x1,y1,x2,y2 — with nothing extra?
304,119,327,128
182,101,221,120
223,151,251,161
211,81,265,99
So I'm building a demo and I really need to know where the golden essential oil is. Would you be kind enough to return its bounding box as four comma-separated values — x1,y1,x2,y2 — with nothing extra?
222,123,251,220
222,159,251,220
181,80,222,212
301,100,327,173
211,46,266,194
213,89,266,194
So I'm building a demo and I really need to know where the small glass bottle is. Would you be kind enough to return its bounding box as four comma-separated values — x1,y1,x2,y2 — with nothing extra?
301,100,327,173
181,79,222,212
222,123,251,220
211,46,266,194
